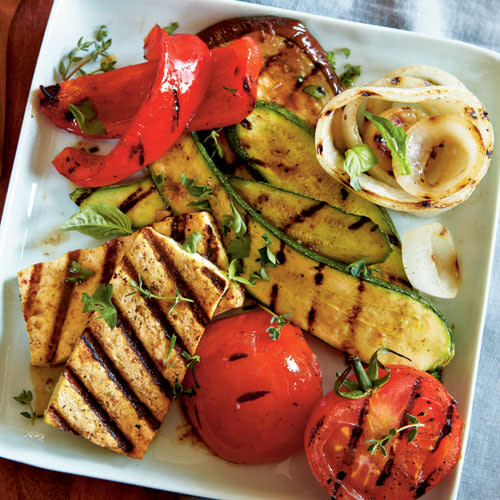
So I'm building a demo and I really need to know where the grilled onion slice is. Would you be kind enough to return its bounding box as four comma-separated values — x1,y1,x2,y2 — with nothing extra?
315,65,494,215
402,222,460,298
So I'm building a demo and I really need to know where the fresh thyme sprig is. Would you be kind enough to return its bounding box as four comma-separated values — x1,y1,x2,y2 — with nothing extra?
173,383,195,400
266,313,292,340
204,129,224,159
58,25,116,81
13,390,43,425
182,351,201,388
127,274,193,313
366,413,424,456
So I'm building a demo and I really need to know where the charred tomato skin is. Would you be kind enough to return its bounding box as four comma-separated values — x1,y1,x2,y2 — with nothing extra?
305,365,463,500
183,310,322,464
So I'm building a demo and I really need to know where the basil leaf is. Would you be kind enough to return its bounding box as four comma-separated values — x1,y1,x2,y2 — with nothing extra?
68,99,106,135
230,202,247,238
363,110,412,175
163,21,179,35
183,232,202,254
60,204,134,239
82,283,117,328
343,144,378,191
66,261,95,284
303,85,326,99
340,64,361,88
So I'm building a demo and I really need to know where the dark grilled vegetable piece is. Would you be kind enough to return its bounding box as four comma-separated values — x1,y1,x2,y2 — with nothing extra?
45,228,229,458
149,133,454,371
198,16,342,126
70,177,166,228
226,101,409,287
230,177,391,265
18,212,243,367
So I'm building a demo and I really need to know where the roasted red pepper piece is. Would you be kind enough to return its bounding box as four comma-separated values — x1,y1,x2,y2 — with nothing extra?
40,37,261,138
39,62,156,138
187,36,260,130
52,26,211,187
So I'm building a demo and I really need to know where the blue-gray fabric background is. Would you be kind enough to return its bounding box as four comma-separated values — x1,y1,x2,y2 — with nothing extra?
183,1,500,498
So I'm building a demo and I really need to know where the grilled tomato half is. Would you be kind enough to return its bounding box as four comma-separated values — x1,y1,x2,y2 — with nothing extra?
305,349,463,500
183,310,323,464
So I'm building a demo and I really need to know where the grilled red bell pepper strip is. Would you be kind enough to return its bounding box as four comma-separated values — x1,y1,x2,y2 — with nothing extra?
40,37,261,137
39,62,156,138
187,36,260,131
52,26,211,187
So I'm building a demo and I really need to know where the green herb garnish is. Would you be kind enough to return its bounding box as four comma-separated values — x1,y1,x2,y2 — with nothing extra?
204,129,224,159
180,174,213,198
343,144,378,191
227,258,256,287
151,172,165,192
258,233,280,268
182,351,201,388
60,204,134,239
165,333,177,364
266,313,292,340
303,85,326,99
58,25,116,81
296,74,305,84
82,283,117,329
66,261,95,285
223,87,237,94
366,414,424,456
173,383,195,400
183,232,203,254
340,63,361,88
226,234,251,259
363,110,411,175
68,99,106,135
163,21,179,35
126,275,193,313
13,390,43,425
346,257,373,279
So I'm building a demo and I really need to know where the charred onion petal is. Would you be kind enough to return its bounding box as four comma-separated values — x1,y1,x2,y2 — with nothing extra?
402,222,460,298
396,114,485,199
315,65,494,215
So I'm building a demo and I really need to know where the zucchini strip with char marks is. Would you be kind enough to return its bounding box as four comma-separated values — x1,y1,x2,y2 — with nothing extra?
45,228,229,458
149,133,454,371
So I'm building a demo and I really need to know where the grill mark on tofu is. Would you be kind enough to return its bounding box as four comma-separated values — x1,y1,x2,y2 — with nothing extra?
102,239,122,283
118,186,157,214
202,223,219,263
169,214,188,242
201,266,227,293
45,250,80,364
63,366,133,453
23,263,43,319
119,255,187,357
142,227,210,326
46,406,78,434
81,330,161,431
115,313,174,400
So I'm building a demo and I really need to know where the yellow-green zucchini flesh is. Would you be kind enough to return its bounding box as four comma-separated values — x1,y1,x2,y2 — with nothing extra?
70,178,166,229
149,133,454,371
229,177,391,265
225,100,410,288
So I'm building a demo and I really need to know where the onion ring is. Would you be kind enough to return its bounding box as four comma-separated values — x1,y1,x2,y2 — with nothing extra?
315,65,494,215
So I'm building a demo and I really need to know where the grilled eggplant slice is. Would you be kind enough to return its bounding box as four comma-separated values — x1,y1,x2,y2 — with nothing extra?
18,212,243,366
225,101,409,287
198,16,342,126
45,228,229,458
151,133,454,371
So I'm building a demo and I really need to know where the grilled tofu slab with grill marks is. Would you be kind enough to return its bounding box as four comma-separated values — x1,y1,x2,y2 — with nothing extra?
45,228,229,458
18,212,244,366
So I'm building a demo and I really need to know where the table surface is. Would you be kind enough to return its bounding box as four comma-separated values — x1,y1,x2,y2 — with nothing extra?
1,0,499,499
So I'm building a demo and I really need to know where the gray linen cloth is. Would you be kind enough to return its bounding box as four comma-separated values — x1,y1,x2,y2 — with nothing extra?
180,1,500,498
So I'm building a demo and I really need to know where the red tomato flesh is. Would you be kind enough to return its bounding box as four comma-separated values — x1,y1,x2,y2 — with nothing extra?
305,365,463,500
183,310,323,464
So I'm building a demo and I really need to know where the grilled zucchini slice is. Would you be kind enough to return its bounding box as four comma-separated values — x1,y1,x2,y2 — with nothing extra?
70,177,166,229
225,100,410,287
149,133,454,371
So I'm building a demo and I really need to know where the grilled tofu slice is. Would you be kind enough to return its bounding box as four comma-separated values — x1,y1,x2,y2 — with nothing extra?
18,212,244,367
45,229,229,458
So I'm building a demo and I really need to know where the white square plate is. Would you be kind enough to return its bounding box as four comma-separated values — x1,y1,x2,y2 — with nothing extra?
1,0,499,499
